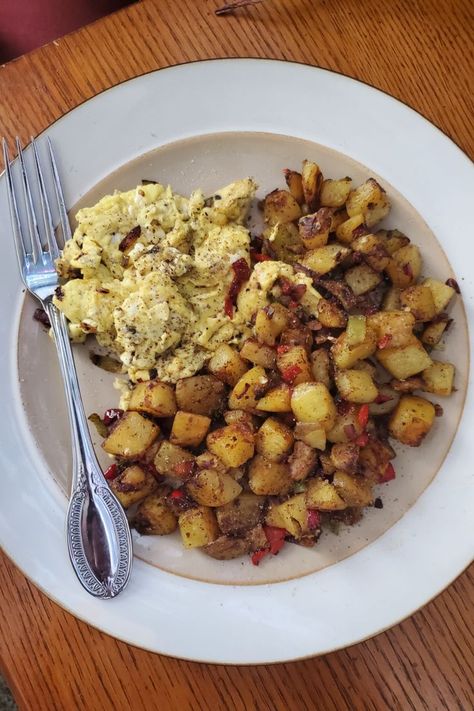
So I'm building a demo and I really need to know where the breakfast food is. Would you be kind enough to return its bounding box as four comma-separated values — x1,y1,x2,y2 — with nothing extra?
56,159,458,565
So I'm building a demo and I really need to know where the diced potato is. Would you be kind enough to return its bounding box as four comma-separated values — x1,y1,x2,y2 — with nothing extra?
388,395,436,446
422,361,455,396
128,380,177,417
284,169,305,204
256,384,292,412
298,208,332,249
317,298,347,328
344,263,382,295
102,411,159,459
369,385,400,416
276,345,313,385
351,233,390,272
254,304,290,346
346,178,390,228
265,222,304,263
333,471,373,507
305,478,346,511
223,409,258,431
336,214,365,244
326,407,364,444
376,338,433,379
423,278,456,314
216,493,265,535
421,318,450,347
248,455,292,495
186,468,242,507
368,310,415,348
240,338,276,368
291,382,337,430
176,375,226,416
178,506,220,548
385,245,422,287
301,159,323,211
228,366,269,411
263,189,302,224
400,285,436,321
378,228,410,255
320,177,352,207
294,422,327,450
330,443,359,472
335,369,378,403
255,417,294,462
352,359,376,377
345,315,366,346
302,243,351,275
207,423,255,467
331,326,377,369
383,286,401,311
170,411,211,448
154,440,195,478
208,344,248,386
265,494,309,538
134,490,178,535
310,349,331,388
110,465,157,508
330,208,349,232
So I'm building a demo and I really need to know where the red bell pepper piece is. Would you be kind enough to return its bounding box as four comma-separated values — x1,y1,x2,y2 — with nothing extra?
281,364,302,384
264,525,286,555
104,464,119,480
357,404,369,429
307,510,320,530
251,549,269,566
356,432,369,447
225,258,251,318
380,462,396,483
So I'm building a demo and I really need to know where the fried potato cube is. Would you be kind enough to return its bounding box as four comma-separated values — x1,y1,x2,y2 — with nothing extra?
228,366,269,411
254,304,290,346
344,263,382,295
298,208,332,249
335,369,378,403
385,245,422,287
128,380,177,417
207,423,255,467
400,285,436,321
264,222,304,264
263,189,302,224
351,232,390,272
134,491,178,535
240,338,276,369
291,382,337,430
110,465,157,508
284,169,305,204
388,395,436,446
422,361,455,396
346,178,390,228
294,422,327,450
216,493,265,535
102,411,159,458
310,349,331,388
423,278,456,314
421,319,450,347
331,326,377,369
333,471,373,507
378,228,410,255
382,286,401,311
330,443,359,472
336,214,365,244
320,177,352,207
176,375,226,416
170,411,211,448
305,478,346,511
255,417,294,462
154,440,195,478
277,345,313,385
301,159,323,211
345,315,367,346
256,384,292,413
317,298,347,328
248,455,292,495
302,243,351,275
186,468,242,507
376,338,432,379
368,310,415,348
265,494,309,538
326,408,364,444
208,344,248,386
178,506,220,548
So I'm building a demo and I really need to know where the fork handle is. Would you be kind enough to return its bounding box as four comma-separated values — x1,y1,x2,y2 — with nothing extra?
45,300,133,599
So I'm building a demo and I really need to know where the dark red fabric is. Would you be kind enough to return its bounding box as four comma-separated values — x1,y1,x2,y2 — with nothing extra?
0,0,134,63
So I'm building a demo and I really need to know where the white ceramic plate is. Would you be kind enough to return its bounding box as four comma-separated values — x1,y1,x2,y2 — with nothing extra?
1,59,473,663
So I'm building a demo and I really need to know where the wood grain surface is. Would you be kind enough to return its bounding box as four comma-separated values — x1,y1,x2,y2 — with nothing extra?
1,0,473,709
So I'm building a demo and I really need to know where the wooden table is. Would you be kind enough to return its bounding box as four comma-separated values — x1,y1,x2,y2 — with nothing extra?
1,1,473,709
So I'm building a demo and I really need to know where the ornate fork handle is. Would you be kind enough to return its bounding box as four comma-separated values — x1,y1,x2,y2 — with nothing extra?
45,300,132,598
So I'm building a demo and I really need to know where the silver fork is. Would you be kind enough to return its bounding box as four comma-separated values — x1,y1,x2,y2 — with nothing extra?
3,137,132,598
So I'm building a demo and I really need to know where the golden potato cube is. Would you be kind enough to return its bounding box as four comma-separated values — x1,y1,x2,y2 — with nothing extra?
208,344,248,386
256,384,292,413
310,349,331,388
379,228,410,255
344,264,382,295
388,395,436,446
207,423,255,467
248,455,292,495
254,304,290,346
346,178,390,228
400,285,436,321
376,338,433,379
228,366,269,411
383,286,401,311
128,380,177,417
170,411,211,448
333,471,373,507
305,478,346,511
301,159,323,211
422,361,455,396
331,326,377,369
176,375,226,416
423,278,456,314
276,345,313,385
284,169,305,204
317,298,347,328
265,494,309,538
336,214,365,244
291,382,337,430
294,422,326,450
255,417,294,462
263,189,302,224
368,310,415,348
102,411,159,459
385,245,422,287
240,338,276,369
302,243,351,275
154,440,195,478
327,408,364,444
178,506,220,548
186,468,242,507
320,177,352,207
335,369,378,403
298,208,332,249
110,465,157,509
134,491,178,535
421,319,450,347
351,233,390,272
